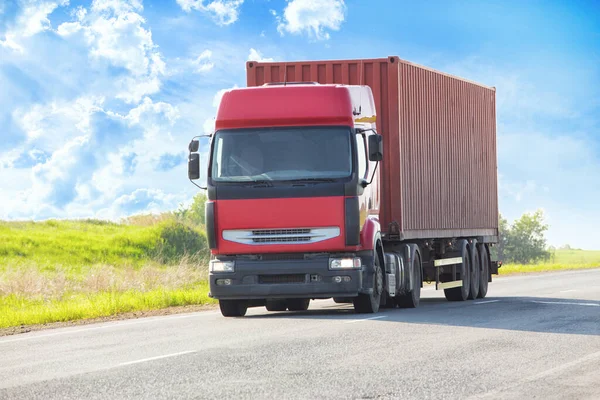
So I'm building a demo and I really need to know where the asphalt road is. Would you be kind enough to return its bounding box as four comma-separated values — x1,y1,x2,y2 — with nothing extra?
1,269,599,400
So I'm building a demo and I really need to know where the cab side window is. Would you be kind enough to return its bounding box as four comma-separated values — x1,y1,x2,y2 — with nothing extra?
356,133,368,179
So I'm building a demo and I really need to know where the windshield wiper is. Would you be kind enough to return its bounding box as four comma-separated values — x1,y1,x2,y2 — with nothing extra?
284,178,337,184
244,179,274,187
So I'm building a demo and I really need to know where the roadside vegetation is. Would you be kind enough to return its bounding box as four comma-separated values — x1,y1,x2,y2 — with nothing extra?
494,210,600,275
0,194,213,329
1,199,598,330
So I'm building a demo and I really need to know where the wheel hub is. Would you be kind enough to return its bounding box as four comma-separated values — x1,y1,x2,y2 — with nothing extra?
375,266,383,295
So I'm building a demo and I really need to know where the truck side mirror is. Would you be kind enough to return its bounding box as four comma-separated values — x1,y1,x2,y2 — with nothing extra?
188,153,200,180
368,134,383,161
189,140,200,153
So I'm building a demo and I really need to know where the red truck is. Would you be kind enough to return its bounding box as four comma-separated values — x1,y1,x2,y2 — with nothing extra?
188,56,501,317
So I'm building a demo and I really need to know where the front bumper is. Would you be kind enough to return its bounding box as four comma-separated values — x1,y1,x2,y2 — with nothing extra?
209,254,374,300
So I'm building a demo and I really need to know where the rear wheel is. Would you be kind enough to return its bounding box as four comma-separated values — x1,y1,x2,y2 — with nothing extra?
265,300,288,312
396,250,421,308
219,300,248,317
444,240,471,302
477,245,490,298
468,241,480,300
353,251,383,314
287,299,310,311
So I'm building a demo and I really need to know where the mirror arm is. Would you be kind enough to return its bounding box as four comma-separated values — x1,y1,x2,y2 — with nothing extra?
366,161,379,186
190,179,207,191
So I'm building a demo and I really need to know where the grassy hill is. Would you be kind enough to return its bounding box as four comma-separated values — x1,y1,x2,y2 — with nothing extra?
0,217,214,330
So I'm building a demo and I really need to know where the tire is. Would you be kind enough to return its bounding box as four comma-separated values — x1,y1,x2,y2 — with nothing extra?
396,250,421,308
477,244,490,299
265,300,287,312
353,251,383,314
444,240,471,302
219,300,248,317
287,299,310,311
468,241,480,300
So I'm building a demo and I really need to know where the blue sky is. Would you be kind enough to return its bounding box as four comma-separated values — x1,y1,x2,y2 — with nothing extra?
1,0,599,249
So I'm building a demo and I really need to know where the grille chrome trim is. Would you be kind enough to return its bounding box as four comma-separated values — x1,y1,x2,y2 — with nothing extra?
222,227,340,245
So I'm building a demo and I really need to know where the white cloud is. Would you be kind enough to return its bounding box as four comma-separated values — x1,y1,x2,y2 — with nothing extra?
56,0,165,104
126,96,179,126
248,48,273,62
2,93,184,218
12,96,105,150
0,0,69,52
176,0,244,26
193,49,214,73
95,187,188,220
276,0,346,40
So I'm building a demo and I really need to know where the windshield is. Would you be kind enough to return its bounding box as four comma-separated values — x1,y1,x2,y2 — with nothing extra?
210,127,352,182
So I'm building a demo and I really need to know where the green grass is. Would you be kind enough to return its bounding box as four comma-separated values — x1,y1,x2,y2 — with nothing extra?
0,285,215,329
500,249,600,275
0,218,213,330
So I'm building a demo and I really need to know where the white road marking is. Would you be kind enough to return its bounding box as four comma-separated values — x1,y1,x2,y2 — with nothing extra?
118,350,197,367
559,289,577,293
473,350,600,399
345,316,387,323
0,312,219,344
474,300,500,305
531,301,600,307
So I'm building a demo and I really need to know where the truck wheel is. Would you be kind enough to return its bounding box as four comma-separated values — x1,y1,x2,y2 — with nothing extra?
353,251,383,314
396,251,422,308
287,299,310,311
477,245,490,298
219,300,248,317
468,241,480,300
266,300,288,312
444,240,471,302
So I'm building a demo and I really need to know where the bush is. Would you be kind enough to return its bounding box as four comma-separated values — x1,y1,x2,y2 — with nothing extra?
153,220,209,265
174,192,207,228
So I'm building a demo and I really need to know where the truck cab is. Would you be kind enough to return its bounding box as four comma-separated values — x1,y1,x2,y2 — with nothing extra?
188,83,391,317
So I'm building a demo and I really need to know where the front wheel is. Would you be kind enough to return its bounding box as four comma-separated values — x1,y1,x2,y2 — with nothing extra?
219,300,248,317
353,252,383,314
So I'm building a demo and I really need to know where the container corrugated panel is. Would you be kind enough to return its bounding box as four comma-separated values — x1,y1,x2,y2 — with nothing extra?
246,56,498,241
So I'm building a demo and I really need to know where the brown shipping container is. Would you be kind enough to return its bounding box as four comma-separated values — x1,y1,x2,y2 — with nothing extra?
246,56,498,242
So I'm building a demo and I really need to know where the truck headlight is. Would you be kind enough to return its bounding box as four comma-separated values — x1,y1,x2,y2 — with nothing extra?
210,260,235,273
329,257,361,270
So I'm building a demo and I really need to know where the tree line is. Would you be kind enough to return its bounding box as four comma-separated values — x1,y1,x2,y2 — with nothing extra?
495,209,551,264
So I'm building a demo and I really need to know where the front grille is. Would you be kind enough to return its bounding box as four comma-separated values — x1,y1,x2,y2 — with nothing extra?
258,274,306,284
253,236,312,243
222,227,340,246
252,229,311,236
251,228,312,244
